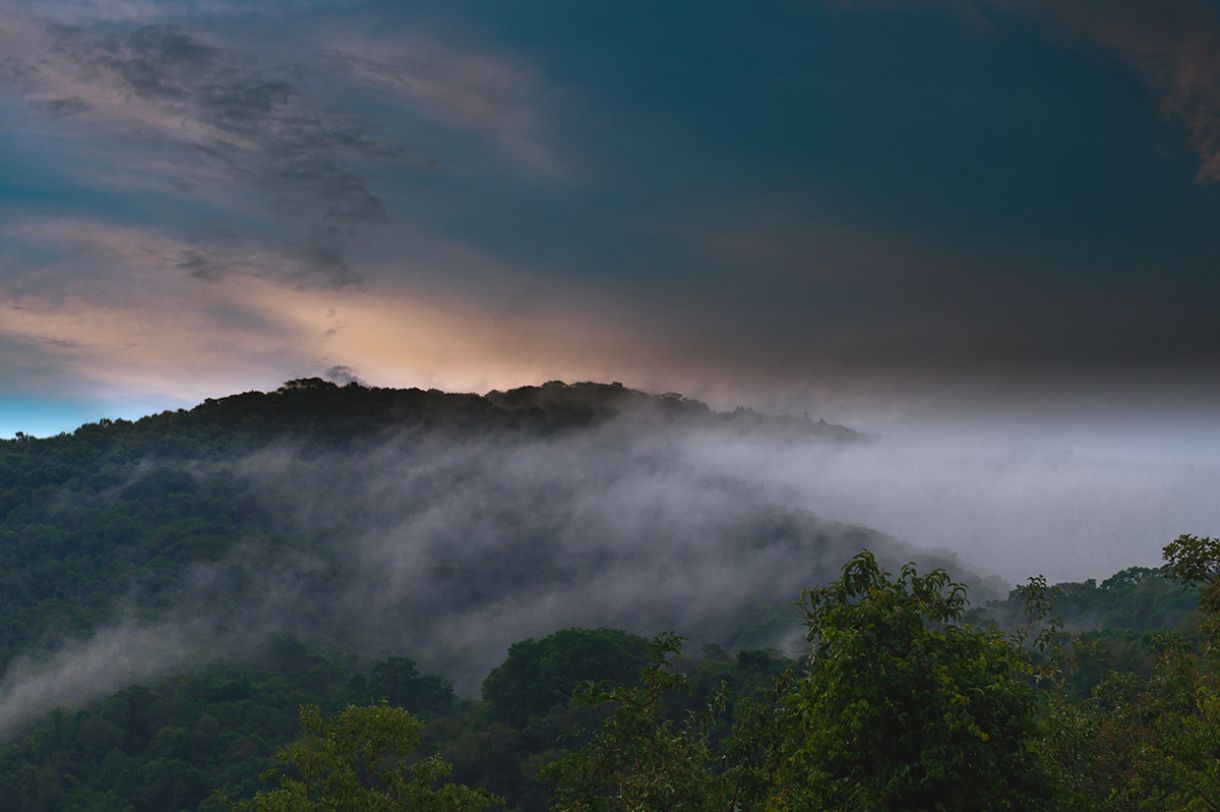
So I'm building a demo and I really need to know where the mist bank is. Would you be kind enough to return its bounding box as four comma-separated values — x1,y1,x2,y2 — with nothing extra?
0,381,937,736
684,423,1220,584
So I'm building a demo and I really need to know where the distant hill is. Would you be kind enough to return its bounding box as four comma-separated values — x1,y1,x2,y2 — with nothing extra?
6,377,860,449
69,377,859,442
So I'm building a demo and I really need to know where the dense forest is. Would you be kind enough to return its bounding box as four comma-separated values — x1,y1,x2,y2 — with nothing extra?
2,380,1217,810
0,544,1214,811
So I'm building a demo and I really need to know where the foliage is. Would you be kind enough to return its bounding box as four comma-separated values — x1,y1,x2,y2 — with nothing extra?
545,553,1061,812
225,703,499,812
1040,535,1220,811
369,658,456,720
541,632,787,812
772,551,1054,811
972,565,1201,639
0,381,649,674
1164,534,1220,645
481,629,651,731
0,643,462,812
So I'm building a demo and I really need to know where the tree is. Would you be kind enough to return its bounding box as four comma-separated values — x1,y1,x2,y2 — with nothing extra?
1041,535,1220,811
773,551,1054,811
545,552,1057,811
481,628,650,730
224,703,499,812
368,656,456,719
541,632,786,812
1163,534,1220,644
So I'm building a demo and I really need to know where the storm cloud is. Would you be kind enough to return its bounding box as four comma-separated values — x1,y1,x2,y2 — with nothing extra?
833,0,1220,183
13,20,402,285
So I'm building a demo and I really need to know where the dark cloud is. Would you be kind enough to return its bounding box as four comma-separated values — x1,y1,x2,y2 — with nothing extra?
830,0,1220,183
1026,0,1220,184
39,22,411,285
38,96,90,116
0,55,38,89
643,205,1220,399
173,248,221,280
40,337,78,348
323,364,364,385
171,239,359,287
2,1,1218,410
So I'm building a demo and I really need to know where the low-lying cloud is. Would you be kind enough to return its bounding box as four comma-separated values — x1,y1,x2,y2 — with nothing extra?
0,407,938,736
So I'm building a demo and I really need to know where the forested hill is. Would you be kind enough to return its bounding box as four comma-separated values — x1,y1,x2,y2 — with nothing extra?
2,381,1218,810
0,378,898,739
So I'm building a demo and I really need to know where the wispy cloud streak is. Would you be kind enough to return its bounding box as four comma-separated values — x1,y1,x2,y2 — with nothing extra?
0,4,565,288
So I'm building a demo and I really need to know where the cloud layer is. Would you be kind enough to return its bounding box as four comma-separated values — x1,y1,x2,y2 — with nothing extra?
833,0,1220,182
3,0,1220,426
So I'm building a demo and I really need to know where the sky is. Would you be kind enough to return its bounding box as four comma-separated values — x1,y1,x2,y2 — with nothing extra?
2,0,1220,438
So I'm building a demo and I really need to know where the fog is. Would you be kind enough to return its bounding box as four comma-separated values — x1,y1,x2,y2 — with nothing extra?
0,617,220,736
217,420,939,688
2,391,1218,737
685,424,1220,584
